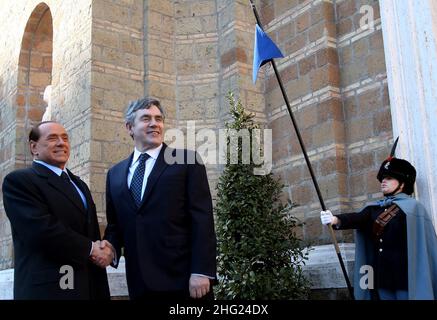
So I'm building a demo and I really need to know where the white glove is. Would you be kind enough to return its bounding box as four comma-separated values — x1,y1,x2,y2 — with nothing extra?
320,210,334,225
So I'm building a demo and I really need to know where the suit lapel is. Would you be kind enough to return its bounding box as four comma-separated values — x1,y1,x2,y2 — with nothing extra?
138,144,169,210
115,153,138,212
32,162,86,215
68,170,92,216
67,171,98,237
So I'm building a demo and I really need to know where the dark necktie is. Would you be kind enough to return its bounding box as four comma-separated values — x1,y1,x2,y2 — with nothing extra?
60,171,86,211
130,153,150,207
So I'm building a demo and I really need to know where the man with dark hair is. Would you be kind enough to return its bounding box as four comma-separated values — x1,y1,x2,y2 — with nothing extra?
2,121,112,300
320,148,437,300
101,97,217,300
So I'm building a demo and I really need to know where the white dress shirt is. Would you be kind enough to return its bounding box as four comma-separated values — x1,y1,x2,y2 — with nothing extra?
127,144,163,199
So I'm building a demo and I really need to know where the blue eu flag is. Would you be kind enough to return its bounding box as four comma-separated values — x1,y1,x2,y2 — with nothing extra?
252,24,284,83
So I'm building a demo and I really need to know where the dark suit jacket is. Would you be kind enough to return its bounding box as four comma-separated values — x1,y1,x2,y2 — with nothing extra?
104,144,216,298
2,162,110,300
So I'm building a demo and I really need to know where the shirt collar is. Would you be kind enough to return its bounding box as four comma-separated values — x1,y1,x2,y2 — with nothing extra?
132,144,163,165
33,160,68,177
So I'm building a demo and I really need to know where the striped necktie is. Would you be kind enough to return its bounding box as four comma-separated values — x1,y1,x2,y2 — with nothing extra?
130,153,150,207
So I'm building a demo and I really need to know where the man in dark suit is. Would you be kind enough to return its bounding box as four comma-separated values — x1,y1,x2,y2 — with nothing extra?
102,97,216,300
2,121,112,300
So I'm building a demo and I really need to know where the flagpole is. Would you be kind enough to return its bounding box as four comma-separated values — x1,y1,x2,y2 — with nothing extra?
249,0,355,300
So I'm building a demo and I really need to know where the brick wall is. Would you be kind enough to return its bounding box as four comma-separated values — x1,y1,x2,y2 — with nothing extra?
259,0,391,245
336,0,391,241
89,0,145,224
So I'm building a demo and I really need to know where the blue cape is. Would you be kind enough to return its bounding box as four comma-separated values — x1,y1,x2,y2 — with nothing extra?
353,193,437,300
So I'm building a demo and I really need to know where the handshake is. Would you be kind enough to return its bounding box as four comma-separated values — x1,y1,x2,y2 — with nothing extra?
90,240,115,268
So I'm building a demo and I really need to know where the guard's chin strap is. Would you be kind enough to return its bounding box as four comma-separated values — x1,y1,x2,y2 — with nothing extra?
383,181,403,197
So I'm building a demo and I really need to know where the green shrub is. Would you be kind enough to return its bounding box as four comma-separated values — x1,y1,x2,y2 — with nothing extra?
215,93,310,299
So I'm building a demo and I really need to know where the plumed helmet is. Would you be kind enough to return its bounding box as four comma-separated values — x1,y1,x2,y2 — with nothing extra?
377,137,416,195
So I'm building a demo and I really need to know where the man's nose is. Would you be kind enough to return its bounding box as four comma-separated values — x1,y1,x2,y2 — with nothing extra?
148,117,158,126
56,137,66,145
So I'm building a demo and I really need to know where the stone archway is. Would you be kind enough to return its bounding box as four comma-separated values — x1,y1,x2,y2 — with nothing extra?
0,2,53,293
16,2,53,168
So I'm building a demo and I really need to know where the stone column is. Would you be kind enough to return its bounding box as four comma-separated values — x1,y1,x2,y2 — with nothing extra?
380,0,437,229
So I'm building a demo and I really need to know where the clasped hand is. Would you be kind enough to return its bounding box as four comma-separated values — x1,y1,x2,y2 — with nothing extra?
90,240,114,268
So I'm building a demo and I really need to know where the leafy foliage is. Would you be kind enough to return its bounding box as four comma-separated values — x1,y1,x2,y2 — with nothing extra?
215,93,310,299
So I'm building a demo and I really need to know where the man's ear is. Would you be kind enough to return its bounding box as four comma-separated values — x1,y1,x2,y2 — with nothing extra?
125,123,134,139
29,141,37,157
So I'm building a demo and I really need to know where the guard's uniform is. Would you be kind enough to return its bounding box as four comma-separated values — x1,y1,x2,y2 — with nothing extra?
335,205,408,291
323,140,437,299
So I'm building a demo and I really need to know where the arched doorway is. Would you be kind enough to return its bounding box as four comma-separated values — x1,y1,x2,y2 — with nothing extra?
16,2,53,168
